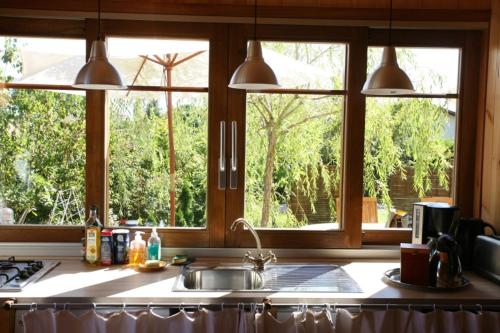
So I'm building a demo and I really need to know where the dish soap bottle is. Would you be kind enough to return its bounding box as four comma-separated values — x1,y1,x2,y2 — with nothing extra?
85,205,103,264
129,231,146,266
147,227,161,261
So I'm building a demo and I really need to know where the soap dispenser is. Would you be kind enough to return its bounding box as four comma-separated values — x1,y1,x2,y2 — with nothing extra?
147,227,161,261
129,231,146,266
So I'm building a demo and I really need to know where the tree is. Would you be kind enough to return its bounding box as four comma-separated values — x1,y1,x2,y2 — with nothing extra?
0,38,455,228
245,44,454,228
247,94,341,227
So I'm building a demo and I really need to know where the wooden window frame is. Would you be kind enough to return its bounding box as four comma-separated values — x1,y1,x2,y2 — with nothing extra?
362,29,484,245
0,18,485,248
0,18,229,246
225,25,367,249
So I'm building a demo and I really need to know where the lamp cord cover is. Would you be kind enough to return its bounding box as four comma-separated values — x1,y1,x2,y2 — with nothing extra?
97,0,102,40
253,0,257,40
388,0,393,46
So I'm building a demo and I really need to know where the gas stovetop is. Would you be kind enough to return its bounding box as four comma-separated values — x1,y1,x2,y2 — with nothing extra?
0,257,59,292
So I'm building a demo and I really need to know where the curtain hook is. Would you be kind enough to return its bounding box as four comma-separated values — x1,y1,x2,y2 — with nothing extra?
147,302,152,313
180,302,185,312
408,304,412,312
476,304,483,314
122,303,126,312
53,303,57,310
220,303,224,311
30,302,36,312
64,303,68,311
93,303,97,311
198,303,202,312
359,304,363,313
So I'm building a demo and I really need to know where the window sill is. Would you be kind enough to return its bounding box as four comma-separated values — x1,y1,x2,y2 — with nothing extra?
0,242,399,259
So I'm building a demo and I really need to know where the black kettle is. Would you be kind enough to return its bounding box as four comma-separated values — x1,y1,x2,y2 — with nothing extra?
449,218,497,269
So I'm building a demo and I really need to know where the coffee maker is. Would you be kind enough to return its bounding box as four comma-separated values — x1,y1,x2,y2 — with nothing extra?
412,202,459,244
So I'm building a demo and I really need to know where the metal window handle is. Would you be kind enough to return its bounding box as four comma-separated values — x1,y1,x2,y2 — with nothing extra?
230,121,238,189
218,121,226,189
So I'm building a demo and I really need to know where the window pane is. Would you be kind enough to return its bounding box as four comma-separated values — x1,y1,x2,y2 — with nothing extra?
0,89,86,224
0,36,85,85
108,91,208,228
260,41,346,89
367,47,460,94
107,38,209,87
245,94,344,229
362,98,456,230
0,36,86,225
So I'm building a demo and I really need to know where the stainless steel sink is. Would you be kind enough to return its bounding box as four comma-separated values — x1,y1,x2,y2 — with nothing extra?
172,264,362,293
176,267,263,291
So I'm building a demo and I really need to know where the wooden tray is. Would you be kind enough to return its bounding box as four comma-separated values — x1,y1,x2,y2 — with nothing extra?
383,268,470,291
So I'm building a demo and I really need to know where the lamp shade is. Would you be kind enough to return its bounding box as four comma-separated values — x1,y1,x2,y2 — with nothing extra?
361,46,415,95
73,40,126,90
228,40,279,90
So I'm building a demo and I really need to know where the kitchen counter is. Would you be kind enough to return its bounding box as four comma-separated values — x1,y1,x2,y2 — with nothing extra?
2,258,500,306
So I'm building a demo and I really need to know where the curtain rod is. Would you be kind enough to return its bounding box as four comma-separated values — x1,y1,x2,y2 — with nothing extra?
3,300,499,312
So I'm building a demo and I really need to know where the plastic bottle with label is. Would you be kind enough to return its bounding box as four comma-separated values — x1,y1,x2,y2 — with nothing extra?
129,231,146,266
147,227,161,261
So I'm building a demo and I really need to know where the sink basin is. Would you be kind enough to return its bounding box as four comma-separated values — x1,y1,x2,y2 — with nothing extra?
177,267,263,291
172,264,362,293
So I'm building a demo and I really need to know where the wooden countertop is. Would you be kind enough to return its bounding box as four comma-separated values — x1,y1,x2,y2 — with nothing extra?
1,258,499,305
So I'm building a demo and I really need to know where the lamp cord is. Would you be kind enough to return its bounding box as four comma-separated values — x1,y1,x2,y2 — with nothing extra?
253,0,257,41
97,0,102,40
388,0,392,46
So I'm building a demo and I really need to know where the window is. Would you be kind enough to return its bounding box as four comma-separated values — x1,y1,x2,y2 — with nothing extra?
243,42,346,230
0,20,481,247
0,36,86,225
107,37,209,228
362,47,460,231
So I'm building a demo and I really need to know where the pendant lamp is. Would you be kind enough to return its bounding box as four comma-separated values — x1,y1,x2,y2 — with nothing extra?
73,0,125,90
361,0,414,95
228,0,279,90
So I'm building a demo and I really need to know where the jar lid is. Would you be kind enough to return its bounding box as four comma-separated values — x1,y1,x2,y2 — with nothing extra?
112,228,130,234
101,229,112,236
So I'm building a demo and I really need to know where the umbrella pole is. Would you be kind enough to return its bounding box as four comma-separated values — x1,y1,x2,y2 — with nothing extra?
164,59,176,227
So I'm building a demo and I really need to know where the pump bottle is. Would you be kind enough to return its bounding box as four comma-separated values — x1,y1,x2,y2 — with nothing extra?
147,228,161,261
129,231,146,266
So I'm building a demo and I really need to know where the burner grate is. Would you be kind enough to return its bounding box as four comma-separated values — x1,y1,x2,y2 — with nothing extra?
0,258,59,292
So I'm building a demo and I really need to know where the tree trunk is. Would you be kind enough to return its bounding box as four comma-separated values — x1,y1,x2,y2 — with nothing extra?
261,127,278,228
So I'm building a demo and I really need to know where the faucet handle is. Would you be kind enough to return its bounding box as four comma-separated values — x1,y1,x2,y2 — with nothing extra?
244,251,255,263
268,250,277,263
263,250,277,265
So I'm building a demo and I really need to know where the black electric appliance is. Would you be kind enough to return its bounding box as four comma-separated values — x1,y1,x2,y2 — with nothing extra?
412,202,459,244
473,235,500,285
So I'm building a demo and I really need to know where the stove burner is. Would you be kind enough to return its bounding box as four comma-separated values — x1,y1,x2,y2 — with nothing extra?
0,257,57,291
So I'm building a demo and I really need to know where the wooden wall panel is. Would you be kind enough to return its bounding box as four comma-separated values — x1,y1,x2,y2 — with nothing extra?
474,30,489,217
481,0,500,230
0,0,490,20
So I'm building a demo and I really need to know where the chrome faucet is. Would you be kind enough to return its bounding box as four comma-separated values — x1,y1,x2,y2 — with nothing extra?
230,218,277,271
